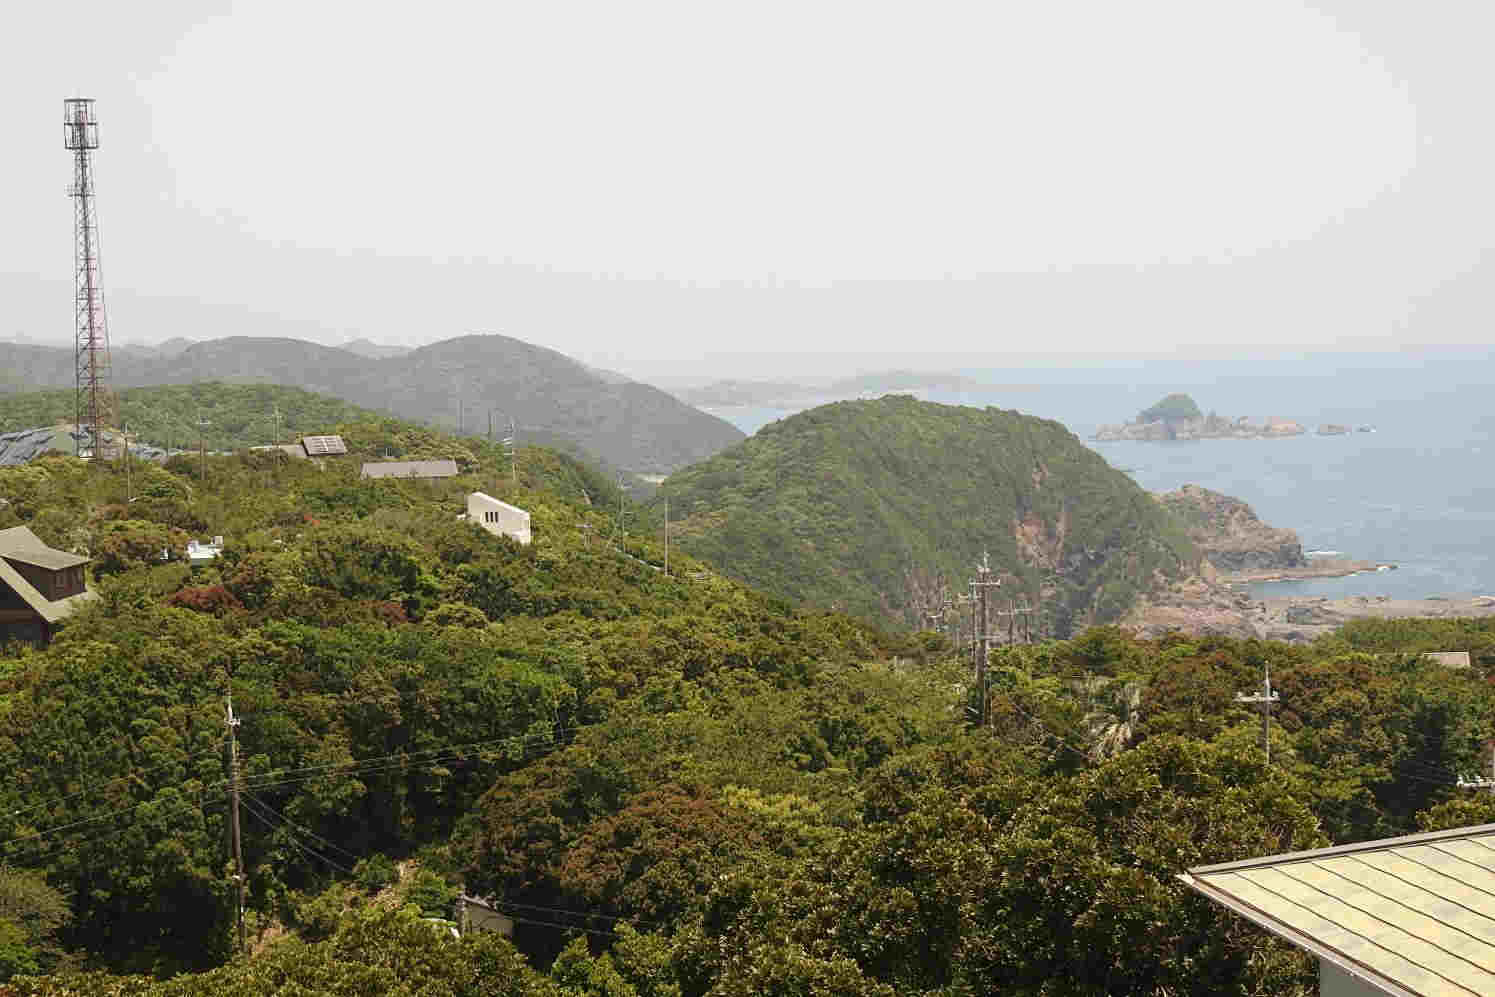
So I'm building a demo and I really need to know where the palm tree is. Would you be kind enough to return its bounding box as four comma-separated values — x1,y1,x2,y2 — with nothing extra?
1085,680,1143,762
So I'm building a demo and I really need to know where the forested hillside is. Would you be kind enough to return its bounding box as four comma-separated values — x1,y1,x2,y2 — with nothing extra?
661,395,1197,632
0,334,744,473
0,383,385,454
3,400,1495,995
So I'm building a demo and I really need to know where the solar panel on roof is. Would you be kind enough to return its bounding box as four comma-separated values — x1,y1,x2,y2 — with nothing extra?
301,435,347,456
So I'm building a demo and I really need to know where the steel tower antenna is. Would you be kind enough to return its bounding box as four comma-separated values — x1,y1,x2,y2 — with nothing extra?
64,98,113,460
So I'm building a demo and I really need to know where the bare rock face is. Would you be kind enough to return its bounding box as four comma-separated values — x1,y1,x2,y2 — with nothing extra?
1158,485,1307,573
1123,573,1261,639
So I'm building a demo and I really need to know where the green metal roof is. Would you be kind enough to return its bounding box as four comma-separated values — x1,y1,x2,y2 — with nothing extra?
1181,823,1495,996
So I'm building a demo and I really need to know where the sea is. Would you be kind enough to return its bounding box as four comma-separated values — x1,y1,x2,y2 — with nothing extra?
697,349,1495,601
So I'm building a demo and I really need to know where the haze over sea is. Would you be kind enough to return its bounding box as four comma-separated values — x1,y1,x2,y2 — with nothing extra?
698,347,1495,601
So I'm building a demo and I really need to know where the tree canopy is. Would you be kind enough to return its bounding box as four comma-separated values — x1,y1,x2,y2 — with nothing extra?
0,387,1493,996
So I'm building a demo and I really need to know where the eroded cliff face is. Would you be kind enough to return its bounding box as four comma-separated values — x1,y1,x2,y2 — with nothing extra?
1157,485,1306,573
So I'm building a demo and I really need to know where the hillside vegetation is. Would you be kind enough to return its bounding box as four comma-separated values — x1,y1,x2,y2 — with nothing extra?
6,391,1495,995
0,383,387,454
662,395,1197,632
0,334,743,473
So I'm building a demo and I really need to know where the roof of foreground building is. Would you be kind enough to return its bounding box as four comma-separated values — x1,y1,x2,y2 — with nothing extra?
1181,823,1495,996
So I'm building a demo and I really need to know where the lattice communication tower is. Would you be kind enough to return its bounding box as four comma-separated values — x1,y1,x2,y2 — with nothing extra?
64,98,113,460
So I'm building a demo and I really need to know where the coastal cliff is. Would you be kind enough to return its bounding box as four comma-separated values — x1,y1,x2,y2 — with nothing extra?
1158,484,1307,573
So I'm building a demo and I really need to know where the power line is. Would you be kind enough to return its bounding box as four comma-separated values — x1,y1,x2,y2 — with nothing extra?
241,798,354,878
243,793,362,866
3,741,225,820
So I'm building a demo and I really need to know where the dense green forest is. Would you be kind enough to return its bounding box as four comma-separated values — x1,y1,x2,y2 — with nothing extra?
1,392,1495,995
660,396,1197,632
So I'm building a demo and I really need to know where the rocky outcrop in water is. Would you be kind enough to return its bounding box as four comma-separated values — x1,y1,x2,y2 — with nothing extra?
1092,393,1308,441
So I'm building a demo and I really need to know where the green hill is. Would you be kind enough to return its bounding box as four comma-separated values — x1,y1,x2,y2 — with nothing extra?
661,395,1197,633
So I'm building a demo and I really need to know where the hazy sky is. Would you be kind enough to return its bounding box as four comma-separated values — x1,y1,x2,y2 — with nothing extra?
3,2,1490,374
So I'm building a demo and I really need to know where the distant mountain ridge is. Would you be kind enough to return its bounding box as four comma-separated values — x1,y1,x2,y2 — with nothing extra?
0,334,743,473
662,395,1198,632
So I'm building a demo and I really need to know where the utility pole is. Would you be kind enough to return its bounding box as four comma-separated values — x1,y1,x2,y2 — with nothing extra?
503,417,517,488
968,553,1000,727
122,419,130,503
224,696,246,955
615,473,626,547
198,411,210,484
1236,662,1281,763
272,403,281,447
487,409,492,444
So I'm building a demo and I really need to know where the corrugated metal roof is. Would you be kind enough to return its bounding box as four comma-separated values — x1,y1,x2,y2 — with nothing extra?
1181,823,1495,996
0,526,90,570
360,459,460,479
301,435,347,456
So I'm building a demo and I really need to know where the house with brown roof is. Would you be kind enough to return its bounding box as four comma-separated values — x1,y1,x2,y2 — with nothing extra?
0,525,97,647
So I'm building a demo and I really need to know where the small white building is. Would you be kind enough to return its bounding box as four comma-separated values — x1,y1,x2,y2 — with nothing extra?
467,492,531,546
185,537,224,567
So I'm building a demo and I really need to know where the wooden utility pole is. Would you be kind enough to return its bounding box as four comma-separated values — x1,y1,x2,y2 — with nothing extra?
122,420,130,503
225,696,246,955
197,412,210,484
504,417,517,488
968,553,1000,727
1236,662,1281,763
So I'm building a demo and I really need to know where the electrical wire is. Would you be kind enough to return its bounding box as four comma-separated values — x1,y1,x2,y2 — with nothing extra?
243,793,363,865
242,798,355,877
3,739,226,820
1,793,228,859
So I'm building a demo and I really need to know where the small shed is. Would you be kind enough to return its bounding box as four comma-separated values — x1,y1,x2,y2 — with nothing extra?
467,492,531,545
1424,651,1472,670
186,537,224,567
0,526,97,647
1181,822,1495,995
361,459,460,480
300,435,347,457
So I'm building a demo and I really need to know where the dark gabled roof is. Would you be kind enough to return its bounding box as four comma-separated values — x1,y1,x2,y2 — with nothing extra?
0,558,96,624
0,525,90,570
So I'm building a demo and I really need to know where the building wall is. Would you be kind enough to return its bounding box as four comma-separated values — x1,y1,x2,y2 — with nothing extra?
0,615,49,648
467,494,532,546
3,560,83,601
1320,959,1385,997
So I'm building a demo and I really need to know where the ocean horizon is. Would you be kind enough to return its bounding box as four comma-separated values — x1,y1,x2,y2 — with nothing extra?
699,356,1495,601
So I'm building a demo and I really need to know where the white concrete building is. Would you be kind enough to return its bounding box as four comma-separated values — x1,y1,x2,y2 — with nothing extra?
467,492,531,546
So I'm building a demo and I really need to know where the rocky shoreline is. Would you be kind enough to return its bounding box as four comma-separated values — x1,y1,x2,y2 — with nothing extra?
1256,595,1495,643
1123,484,1455,644
1220,558,1389,584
